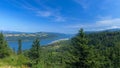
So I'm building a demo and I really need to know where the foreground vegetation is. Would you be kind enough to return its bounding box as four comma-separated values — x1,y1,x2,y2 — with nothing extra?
0,28,120,68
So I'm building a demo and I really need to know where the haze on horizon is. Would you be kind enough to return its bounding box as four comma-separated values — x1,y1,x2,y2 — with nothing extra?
0,0,120,34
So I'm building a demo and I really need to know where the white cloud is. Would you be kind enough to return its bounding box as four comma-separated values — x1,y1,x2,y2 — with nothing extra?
54,16,66,22
97,18,120,25
36,11,52,17
66,18,120,31
36,10,66,22
74,0,89,9
97,15,113,20
109,26,120,29
8,0,66,22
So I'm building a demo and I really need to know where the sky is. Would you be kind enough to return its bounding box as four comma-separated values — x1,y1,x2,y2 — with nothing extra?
0,0,120,34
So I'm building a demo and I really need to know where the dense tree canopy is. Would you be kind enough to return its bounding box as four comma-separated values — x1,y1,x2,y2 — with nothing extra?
28,38,41,65
0,29,120,68
0,33,11,58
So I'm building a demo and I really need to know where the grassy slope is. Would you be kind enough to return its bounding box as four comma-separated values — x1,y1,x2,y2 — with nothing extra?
0,55,29,68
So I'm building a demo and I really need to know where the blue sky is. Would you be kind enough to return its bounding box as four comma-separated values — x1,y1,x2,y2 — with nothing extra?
0,0,120,34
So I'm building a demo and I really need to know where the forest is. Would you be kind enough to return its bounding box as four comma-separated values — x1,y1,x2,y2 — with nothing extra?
0,28,120,68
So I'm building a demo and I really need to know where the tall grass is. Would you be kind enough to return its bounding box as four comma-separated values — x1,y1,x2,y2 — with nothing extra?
0,54,29,68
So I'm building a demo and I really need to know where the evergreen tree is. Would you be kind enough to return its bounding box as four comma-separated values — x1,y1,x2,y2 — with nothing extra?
71,28,91,68
0,33,11,58
28,38,41,64
17,39,22,55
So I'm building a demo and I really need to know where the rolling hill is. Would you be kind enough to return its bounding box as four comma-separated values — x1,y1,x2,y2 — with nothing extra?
1,31,73,42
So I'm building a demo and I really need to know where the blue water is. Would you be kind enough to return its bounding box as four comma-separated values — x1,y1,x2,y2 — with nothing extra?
7,35,73,51
8,39,56,51
8,41,32,51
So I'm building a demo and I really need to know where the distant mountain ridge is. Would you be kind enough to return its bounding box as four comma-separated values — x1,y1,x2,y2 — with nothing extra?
85,28,120,34
103,28,120,32
1,28,120,41
1,28,120,34
1,31,73,41
0,30,31,34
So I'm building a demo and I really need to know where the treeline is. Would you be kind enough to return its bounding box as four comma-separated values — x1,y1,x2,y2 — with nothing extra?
69,29,120,68
0,33,12,58
0,28,120,68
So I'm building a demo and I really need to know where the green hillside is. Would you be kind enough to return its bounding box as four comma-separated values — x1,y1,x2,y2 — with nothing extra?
3,32,72,41
0,29,120,68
